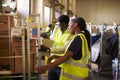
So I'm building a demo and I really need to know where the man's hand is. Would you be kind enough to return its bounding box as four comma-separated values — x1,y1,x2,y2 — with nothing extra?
40,45,50,52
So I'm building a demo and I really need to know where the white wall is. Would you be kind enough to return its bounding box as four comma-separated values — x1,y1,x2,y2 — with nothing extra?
76,0,120,24
17,0,30,17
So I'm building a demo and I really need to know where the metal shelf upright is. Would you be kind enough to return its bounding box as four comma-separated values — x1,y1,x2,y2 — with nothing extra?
27,14,41,80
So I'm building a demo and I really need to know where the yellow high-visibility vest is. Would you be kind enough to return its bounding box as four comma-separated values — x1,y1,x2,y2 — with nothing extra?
52,27,73,56
53,28,70,47
60,33,90,80
50,27,75,67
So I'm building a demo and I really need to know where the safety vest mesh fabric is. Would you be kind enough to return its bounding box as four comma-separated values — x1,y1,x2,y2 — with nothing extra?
60,33,90,80
52,28,72,56
51,28,74,67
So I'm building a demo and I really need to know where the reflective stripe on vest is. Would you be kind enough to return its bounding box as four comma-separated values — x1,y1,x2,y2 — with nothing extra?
61,72,84,80
60,33,90,80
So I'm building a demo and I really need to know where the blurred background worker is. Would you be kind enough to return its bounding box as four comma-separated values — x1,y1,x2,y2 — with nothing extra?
41,24,54,39
41,15,74,80
37,17,91,80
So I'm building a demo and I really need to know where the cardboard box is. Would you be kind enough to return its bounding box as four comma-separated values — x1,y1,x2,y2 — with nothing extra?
0,15,37,73
12,53,36,73
0,15,14,36
0,15,13,67
11,37,36,73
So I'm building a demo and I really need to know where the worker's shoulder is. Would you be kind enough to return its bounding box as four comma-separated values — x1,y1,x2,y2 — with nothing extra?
64,29,71,34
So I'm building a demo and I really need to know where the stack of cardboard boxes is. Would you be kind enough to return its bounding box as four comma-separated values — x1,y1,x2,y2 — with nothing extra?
0,15,36,73
11,37,36,73
0,15,13,70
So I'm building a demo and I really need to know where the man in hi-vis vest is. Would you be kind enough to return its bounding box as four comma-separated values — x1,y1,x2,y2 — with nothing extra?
41,15,74,80
37,17,91,80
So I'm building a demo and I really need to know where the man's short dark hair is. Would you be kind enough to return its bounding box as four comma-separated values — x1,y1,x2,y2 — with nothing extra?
58,15,69,24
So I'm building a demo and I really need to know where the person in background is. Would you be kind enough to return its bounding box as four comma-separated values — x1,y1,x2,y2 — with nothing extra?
46,24,54,33
37,17,91,80
41,15,74,80
41,24,54,39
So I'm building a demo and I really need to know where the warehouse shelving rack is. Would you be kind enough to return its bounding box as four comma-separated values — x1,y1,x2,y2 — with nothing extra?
0,14,40,80
0,13,47,80
0,14,26,80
